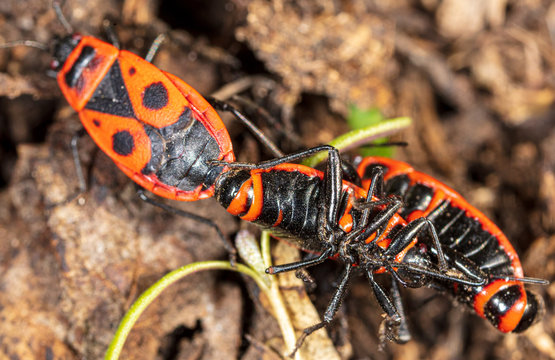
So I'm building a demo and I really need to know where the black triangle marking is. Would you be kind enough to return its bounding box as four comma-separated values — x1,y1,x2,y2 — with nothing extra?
85,60,136,118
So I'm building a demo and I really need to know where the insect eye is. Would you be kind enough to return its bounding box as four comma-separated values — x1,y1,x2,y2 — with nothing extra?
50,59,59,69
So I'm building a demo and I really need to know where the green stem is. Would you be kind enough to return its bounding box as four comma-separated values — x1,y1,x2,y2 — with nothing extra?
302,116,412,168
105,261,267,360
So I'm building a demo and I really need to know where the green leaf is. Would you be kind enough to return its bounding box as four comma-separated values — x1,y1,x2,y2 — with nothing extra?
346,105,384,129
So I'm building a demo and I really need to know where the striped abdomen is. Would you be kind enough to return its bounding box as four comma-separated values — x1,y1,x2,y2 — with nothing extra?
215,165,329,252
357,156,542,333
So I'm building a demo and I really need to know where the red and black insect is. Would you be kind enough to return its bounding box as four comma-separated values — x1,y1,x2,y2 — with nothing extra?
1,2,241,203
53,32,236,201
356,156,545,333
0,2,286,257
213,146,490,346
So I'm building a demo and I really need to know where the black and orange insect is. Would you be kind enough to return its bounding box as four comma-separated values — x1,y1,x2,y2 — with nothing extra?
1,2,242,203
212,146,497,346
356,156,545,334
54,33,235,202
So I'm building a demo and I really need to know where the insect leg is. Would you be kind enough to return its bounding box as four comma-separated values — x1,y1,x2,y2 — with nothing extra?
292,263,354,355
101,19,120,49
388,278,411,343
144,34,166,63
265,248,334,274
207,97,285,158
322,147,343,228
384,217,447,271
366,269,400,322
212,145,336,170
70,128,88,195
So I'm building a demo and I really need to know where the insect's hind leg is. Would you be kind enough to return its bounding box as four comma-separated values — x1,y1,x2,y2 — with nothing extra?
291,263,354,356
378,277,411,346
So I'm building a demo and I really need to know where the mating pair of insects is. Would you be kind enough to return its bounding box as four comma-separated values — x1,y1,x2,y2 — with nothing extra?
3,2,546,353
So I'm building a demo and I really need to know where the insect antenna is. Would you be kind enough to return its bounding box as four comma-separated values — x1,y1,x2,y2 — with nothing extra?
0,40,49,51
490,275,549,286
52,0,74,34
